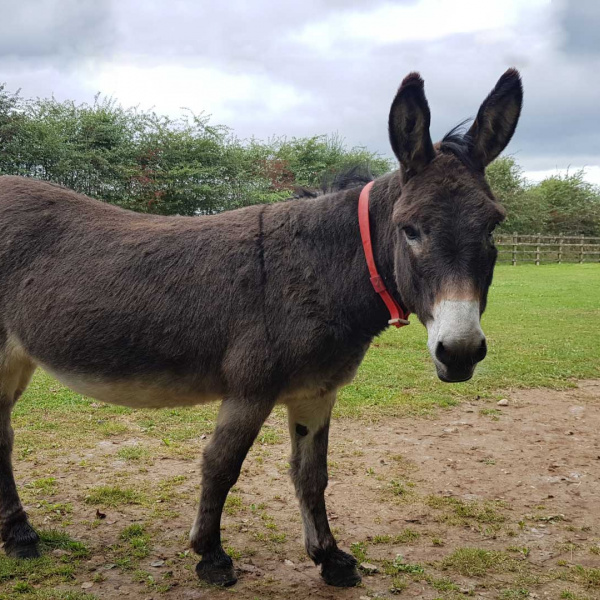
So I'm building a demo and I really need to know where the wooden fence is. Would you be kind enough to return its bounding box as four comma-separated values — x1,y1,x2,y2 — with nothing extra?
495,234,600,265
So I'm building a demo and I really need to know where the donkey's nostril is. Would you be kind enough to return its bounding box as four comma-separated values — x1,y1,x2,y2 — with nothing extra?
435,341,451,365
475,339,487,363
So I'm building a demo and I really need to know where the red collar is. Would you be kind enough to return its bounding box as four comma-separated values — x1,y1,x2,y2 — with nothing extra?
358,181,410,328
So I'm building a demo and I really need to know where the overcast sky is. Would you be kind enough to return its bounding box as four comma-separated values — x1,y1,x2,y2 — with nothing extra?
1,0,598,184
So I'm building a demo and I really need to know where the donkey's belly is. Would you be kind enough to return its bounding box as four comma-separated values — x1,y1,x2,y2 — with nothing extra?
41,365,220,409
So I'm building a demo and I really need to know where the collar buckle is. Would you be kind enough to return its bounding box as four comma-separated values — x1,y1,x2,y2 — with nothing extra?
388,318,410,327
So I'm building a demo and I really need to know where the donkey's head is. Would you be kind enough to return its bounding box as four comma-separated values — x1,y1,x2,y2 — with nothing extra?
388,70,523,382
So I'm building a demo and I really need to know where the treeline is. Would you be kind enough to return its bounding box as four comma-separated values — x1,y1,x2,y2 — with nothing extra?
1,84,598,234
0,84,391,215
486,157,600,236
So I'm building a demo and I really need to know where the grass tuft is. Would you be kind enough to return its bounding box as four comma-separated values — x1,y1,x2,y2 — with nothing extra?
441,547,518,577
84,485,145,507
116,446,148,461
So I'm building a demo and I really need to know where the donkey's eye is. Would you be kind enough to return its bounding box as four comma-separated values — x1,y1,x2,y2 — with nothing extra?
403,226,421,241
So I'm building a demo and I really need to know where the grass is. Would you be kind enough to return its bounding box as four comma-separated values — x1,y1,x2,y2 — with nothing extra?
350,541,368,562
371,529,420,544
383,555,425,576
1,592,98,600
116,446,148,461
560,565,600,589
117,524,151,560
440,547,519,577
426,495,506,527
84,485,146,507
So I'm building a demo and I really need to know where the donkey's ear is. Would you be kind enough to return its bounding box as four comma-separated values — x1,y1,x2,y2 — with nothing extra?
388,72,435,177
466,69,523,169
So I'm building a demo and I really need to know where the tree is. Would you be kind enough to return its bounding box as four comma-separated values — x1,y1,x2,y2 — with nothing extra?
487,157,600,236
528,171,600,236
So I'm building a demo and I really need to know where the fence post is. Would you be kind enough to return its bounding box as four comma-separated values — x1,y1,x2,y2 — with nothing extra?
579,235,584,264
558,233,563,264
512,232,517,266
535,233,540,266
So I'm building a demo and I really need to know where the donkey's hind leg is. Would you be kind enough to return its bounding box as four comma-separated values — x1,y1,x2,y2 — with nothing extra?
190,396,274,586
287,391,361,587
0,338,39,558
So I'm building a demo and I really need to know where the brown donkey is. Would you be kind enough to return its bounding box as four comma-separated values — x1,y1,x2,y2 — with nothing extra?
0,70,522,587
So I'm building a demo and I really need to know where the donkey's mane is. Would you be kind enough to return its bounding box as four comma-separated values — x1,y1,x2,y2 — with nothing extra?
322,164,374,193
290,163,374,200
438,120,478,171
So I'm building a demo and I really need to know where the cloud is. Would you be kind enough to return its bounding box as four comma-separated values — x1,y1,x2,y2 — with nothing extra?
0,0,115,62
0,0,598,182
558,0,600,57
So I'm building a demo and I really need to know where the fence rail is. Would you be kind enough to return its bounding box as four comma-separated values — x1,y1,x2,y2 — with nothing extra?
495,234,600,265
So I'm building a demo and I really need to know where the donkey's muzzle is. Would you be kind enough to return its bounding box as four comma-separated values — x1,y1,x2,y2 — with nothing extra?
425,298,487,383
434,337,487,382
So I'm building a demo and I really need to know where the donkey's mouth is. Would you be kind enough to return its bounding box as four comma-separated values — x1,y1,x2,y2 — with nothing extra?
436,369,474,384
432,357,478,383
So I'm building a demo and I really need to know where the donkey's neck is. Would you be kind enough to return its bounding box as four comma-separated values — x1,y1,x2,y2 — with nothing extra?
293,172,404,339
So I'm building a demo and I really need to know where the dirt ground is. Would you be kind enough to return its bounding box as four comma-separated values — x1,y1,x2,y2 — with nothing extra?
10,381,600,599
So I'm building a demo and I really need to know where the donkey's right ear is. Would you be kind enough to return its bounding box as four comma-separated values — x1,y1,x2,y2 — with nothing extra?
466,69,523,169
388,73,435,178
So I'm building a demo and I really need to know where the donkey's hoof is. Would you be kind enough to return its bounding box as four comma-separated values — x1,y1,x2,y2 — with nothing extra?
196,557,237,587
4,540,40,559
320,549,362,587
3,522,41,559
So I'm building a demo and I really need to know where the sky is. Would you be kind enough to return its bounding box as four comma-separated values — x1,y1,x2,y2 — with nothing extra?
0,0,598,184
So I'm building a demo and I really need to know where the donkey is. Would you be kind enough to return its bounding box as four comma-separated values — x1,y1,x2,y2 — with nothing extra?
0,69,522,587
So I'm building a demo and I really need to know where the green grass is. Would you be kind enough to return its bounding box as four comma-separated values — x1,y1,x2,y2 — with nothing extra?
1,591,98,600
371,529,420,544
116,446,148,461
84,486,146,507
426,495,506,526
118,524,151,559
561,565,600,589
440,547,519,577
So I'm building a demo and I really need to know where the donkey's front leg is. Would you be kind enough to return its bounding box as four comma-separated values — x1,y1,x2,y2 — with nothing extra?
287,392,361,587
190,396,273,587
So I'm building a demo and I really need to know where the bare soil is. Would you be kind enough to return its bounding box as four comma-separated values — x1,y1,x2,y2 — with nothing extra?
10,381,600,599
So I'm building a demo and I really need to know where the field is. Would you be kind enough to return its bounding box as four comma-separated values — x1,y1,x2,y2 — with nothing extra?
1,264,599,600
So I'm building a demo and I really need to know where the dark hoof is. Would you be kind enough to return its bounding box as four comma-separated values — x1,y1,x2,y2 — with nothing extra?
320,549,362,587
3,522,40,559
4,540,40,559
196,549,237,587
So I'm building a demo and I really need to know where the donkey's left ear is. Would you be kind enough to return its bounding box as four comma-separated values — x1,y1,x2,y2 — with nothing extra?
466,69,523,169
